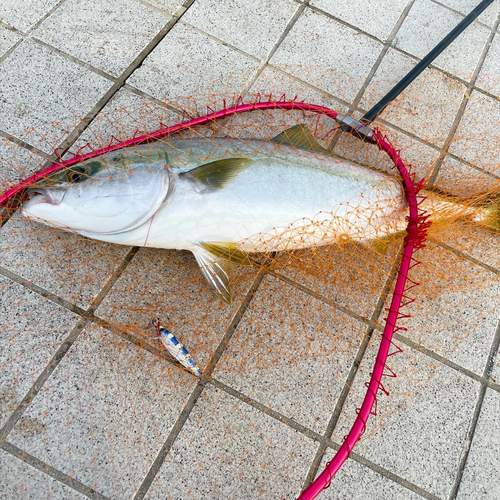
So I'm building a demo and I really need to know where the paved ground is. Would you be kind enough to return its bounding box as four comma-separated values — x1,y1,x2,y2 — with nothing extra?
1,0,500,499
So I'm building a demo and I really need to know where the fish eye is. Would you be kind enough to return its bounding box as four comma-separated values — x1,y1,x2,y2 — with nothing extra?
66,166,87,183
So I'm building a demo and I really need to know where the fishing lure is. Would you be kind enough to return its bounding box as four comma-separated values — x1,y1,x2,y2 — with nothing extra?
152,318,202,377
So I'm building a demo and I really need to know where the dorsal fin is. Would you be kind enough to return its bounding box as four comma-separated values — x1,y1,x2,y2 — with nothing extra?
271,124,330,154
180,158,253,193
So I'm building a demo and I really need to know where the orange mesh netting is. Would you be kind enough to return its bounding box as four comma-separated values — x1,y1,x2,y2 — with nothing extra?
1,76,500,499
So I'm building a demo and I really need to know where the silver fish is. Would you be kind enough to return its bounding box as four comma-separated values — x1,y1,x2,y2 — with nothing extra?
21,125,411,301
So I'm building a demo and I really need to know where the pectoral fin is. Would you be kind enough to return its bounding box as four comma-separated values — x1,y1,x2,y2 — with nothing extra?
181,158,253,193
271,124,330,155
192,244,233,303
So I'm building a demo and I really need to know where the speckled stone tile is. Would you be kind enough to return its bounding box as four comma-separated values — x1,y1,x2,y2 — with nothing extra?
476,31,500,97
269,7,383,103
390,242,500,375
127,22,259,101
394,0,491,81
433,155,498,198
278,240,401,320
0,139,46,192
457,389,500,500
439,0,500,29
332,337,480,498
0,0,60,31
7,323,197,499
0,275,80,429
183,0,298,59
448,90,500,176
0,25,21,58
308,453,423,500
0,448,87,500
0,212,131,309
359,48,467,146
145,384,317,499
34,0,169,77
214,275,364,433
0,40,113,154
95,248,256,372
311,0,409,41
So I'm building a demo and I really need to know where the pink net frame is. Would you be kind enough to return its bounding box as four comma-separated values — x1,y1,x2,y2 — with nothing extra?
0,97,429,500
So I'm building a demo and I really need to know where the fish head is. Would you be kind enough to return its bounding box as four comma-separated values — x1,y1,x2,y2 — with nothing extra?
22,147,172,235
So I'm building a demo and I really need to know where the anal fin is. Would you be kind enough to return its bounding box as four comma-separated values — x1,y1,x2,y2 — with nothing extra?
192,244,233,303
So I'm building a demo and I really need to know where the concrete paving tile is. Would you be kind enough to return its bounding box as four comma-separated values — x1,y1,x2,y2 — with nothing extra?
332,336,480,498
95,248,256,371
476,31,500,98
66,88,180,157
394,0,491,81
0,275,80,429
214,274,364,433
0,25,21,58
34,0,169,77
448,90,500,176
0,39,113,154
457,389,500,500
183,0,298,59
311,0,409,41
127,23,259,102
360,48,467,146
432,219,500,271
0,0,60,31
0,139,46,192
389,241,500,375
0,448,87,500
439,0,500,29
279,240,400,320
434,155,498,197
8,323,197,498
269,7,383,103
0,212,131,309
311,453,423,500
145,383,317,499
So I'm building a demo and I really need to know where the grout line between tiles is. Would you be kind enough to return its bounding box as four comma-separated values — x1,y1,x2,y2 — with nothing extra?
85,246,139,315
448,313,500,499
240,1,308,97
0,317,89,444
1,441,108,500
30,37,118,81
430,0,500,32
351,0,417,111
0,265,87,315
132,270,265,499
427,10,500,186
301,246,404,490
328,0,416,149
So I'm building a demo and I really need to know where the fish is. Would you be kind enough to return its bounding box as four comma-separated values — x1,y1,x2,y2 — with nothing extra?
20,124,487,302
153,318,202,377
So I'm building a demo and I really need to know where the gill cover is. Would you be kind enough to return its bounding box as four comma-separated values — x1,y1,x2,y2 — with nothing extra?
23,156,171,235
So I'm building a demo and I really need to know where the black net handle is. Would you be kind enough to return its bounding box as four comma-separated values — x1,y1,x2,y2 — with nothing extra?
362,0,494,123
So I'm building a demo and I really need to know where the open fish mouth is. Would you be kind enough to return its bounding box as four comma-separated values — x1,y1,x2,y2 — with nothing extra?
26,188,66,206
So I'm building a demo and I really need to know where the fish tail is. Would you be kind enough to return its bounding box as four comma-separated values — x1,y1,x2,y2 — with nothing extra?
152,318,203,377
480,204,500,232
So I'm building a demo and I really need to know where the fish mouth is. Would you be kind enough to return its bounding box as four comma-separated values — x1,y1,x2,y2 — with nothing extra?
25,188,66,206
